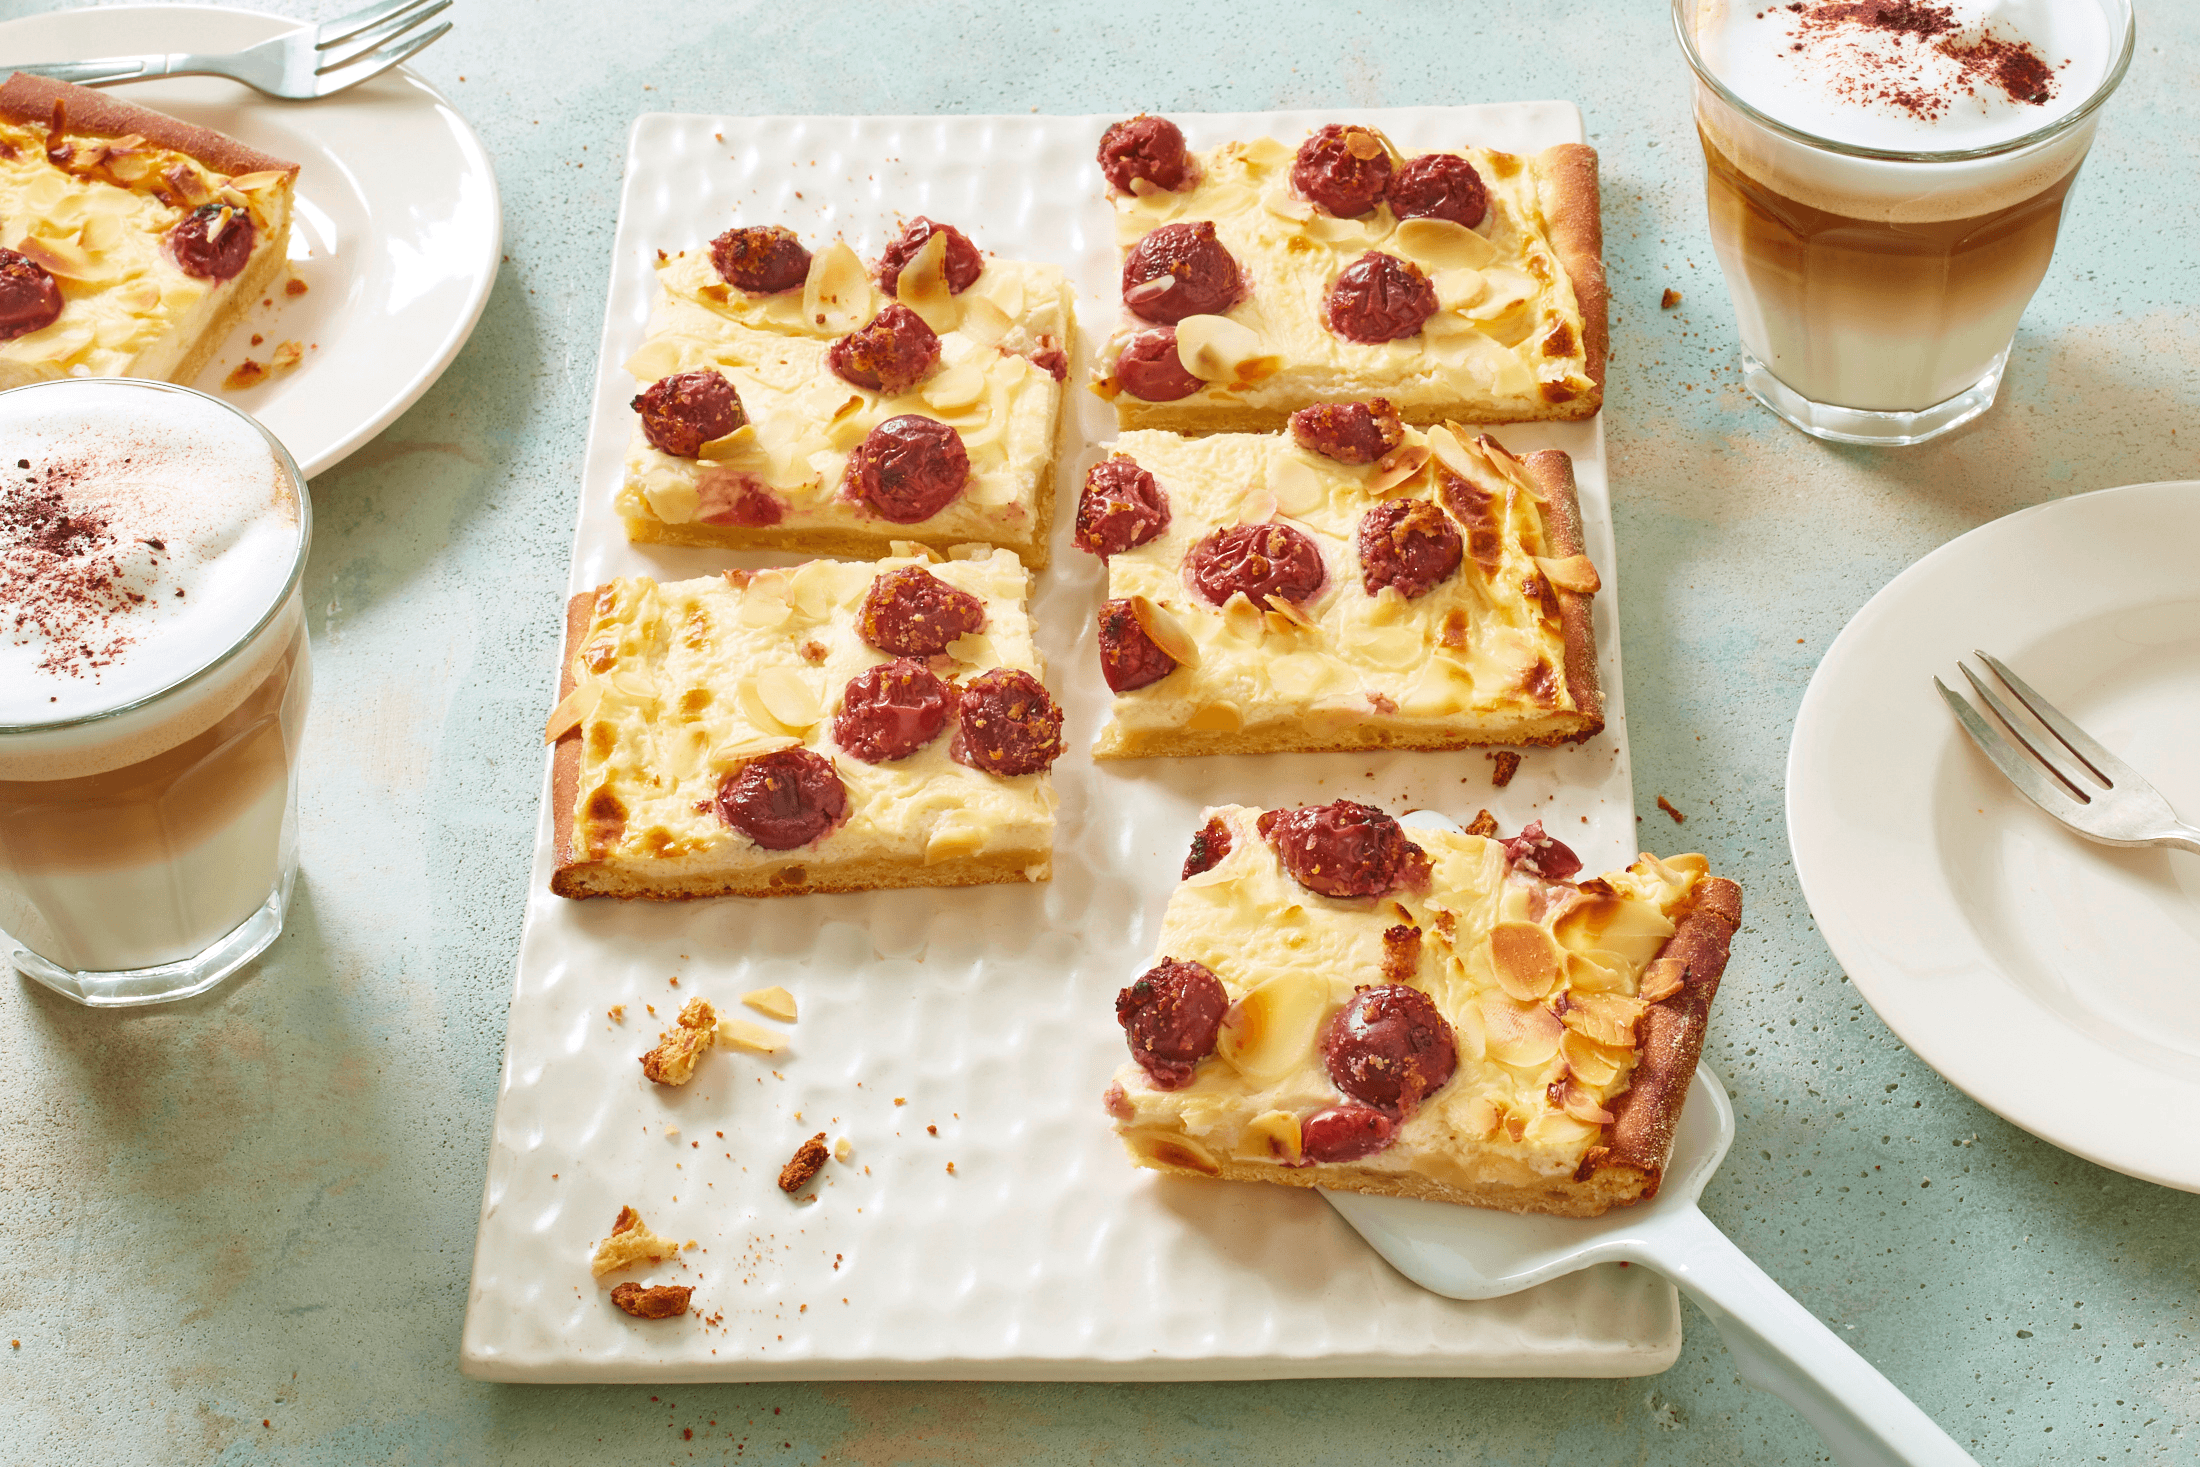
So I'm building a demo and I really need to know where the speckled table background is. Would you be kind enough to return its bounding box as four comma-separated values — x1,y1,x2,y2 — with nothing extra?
5,1,2197,1462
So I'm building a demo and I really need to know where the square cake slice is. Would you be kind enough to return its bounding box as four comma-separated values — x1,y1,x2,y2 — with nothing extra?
617,217,1073,568
547,545,1065,900
1079,412,1603,760
0,74,298,390
1089,116,1604,433
1105,802,1741,1218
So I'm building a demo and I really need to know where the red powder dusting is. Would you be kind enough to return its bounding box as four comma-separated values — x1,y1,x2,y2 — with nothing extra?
1,456,164,680
1782,0,2061,121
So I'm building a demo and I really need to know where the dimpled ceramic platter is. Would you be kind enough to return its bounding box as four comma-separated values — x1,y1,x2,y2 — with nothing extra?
460,106,1670,1382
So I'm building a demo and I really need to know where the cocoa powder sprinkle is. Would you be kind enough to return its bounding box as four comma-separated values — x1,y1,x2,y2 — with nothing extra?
1778,1,2061,121
1,458,163,681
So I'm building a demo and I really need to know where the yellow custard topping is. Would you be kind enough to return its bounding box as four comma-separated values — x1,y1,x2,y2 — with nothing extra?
1112,806,1707,1190
1094,423,1595,756
0,120,291,387
563,547,1054,879
1098,135,1594,420
618,254,1071,561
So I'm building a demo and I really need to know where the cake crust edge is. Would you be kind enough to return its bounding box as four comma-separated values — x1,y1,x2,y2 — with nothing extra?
0,72,300,179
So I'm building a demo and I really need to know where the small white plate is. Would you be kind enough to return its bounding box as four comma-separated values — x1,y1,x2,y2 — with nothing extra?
1788,481,2200,1191
0,4,500,478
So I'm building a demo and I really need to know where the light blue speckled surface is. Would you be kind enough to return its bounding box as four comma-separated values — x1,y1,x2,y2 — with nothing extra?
5,1,2197,1462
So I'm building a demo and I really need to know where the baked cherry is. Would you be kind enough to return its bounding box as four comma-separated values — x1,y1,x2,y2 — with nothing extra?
1185,522,1325,608
166,203,255,282
1116,957,1229,1089
1321,985,1457,1115
1257,800,1424,899
715,748,847,850
0,248,62,341
950,668,1064,777
1358,498,1462,599
1289,399,1405,465
1075,457,1170,558
1112,326,1204,401
829,302,941,393
632,369,747,458
844,415,968,522
1181,815,1233,879
1121,221,1241,325
1292,124,1393,218
833,657,951,763
877,217,983,297
1300,1104,1397,1162
1388,153,1489,229
710,224,812,293
1097,115,1192,193
858,565,986,656
1325,251,1438,343
1096,598,1177,693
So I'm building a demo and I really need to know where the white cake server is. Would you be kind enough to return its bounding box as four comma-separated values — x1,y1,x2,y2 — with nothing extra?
1326,814,1978,1467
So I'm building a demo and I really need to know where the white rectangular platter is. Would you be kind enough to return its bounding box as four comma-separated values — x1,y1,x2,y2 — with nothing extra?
460,106,1675,1382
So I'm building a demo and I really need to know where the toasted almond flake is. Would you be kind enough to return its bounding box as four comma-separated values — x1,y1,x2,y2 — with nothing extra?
1455,1095,1501,1139
741,986,798,1022
710,731,801,767
168,166,213,207
1638,956,1686,1003
1466,266,1539,321
1368,443,1431,495
1174,313,1267,384
1560,991,1650,1049
1535,554,1601,594
756,666,820,728
1489,921,1565,1001
894,229,956,331
1263,593,1317,632
1261,186,1315,223
227,169,289,191
1219,592,1265,643
1216,976,1329,1084
921,359,987,411
942,630,993,665
1128,595,1199,666
544,677,604,743
1424,422,1472,479
1481,996,1565,1069
697,424,759,461
716,1018,788,1054
803,240,870,333
1394,217,1501,272
1268,456,1325,515
1430,267,1489,311
1235,488,1277,526
957,294,1012,348
1342,128,1383,161
1124,1128,1220,1176
736,593,792,630
202,206,234,244
1236,1110,1304,1164
1558,1078,1617,1126
1561,1030,1628,1087
15,235,98,280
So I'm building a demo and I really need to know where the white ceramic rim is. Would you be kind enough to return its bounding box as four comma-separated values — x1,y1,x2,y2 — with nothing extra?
1786,481,2200,1192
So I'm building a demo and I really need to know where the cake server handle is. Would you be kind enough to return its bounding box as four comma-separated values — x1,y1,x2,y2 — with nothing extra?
1622,1204,1979,1467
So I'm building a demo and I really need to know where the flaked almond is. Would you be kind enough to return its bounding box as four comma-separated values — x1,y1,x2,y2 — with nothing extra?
1561,1030,1630,1087
1488,921,1565,1001
1268,455,1325,515
1262,186,1315,223
893,228,955,331
1219,591,1265,643
1342,128,1384,161
957,294,1012,348
924,824,986,863
1566,949,1631,993
1535,554,1601,594
716,1018,788,1054
1123,1128,1220,1176
1466,265,1539,321
1216,975,1329,1083
227,169,289,191
1263,593,1317,632
736,593,792,630
165,164,213,207
1638,956,1686,1004
1480,994,1564,1069
1423,422,1472,480
1368,443,1431,495
1556,1077,1616,1126
1394,216,1501,272
1430,268,1489,311
756,666,820,729
1454,1095,1501,1139
1174,313,1270,384
1235,487,1277,526
543,677,604,743
921,359,987,412
942,630,993,665
1560,991,1650,1049
742,986,798,1021
1555,896,1676,967
1236,1110,1304,1164
890,540,943,562
802,240,870,334
1128,595,1199,667
16,234,99,280
270,341,304,373
709,731,801,768
697,424,760,461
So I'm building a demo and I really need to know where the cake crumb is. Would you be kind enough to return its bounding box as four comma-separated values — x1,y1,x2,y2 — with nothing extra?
285,275,309,296
945,1162,956,1175
778,1133,829,1193
1487,751,1521,788
611,1281,693,1319
1660,288,1682,309
608,1005,625,1022
641,998,719,1085
893,1097,906,1106
270,341,304,373
1656,795,1686,823
250,333,264,346
591,1206,677,1276
1465,808,1500,839
223,359,267,390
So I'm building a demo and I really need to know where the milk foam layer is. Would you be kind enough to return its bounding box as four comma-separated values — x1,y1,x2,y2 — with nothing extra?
0,380,301,727
1696,0,2116,152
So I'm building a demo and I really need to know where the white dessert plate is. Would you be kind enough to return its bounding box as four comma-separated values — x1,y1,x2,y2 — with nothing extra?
1788,481,2200,1192
462,106,1668,1383
0,4,501,479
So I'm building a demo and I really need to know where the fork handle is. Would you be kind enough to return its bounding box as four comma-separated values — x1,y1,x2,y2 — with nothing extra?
3,56,185,88
2167,826,2200,858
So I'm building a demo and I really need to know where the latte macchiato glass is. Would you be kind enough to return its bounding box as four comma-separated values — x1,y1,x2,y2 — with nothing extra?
0,379,311,1007
1676,0,2134,445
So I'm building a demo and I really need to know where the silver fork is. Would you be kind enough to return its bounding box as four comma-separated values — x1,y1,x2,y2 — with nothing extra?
4,0,453,100
1936,650,2200,855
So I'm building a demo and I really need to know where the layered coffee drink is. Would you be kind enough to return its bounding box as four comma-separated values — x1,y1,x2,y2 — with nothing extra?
1679,0,2133,443
0,379,310,1005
